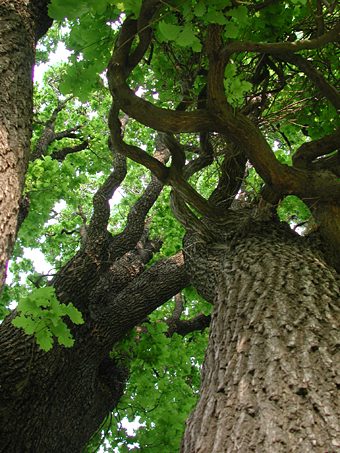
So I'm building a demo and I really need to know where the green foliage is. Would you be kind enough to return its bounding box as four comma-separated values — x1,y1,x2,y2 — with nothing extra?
4,0,339,450
98,315,208,451
158,21,202,52
278,195,311,224
12,287,84,351
49,0,109,20
224,63,252,107
84,285,211,451
35,23,61,64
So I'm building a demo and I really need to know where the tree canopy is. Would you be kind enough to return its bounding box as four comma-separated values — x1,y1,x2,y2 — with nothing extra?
0,0,339,451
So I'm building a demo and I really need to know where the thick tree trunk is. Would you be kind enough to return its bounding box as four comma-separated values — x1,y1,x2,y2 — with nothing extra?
0,313,128,453
182,216,340,452
0,250,187,452
0,0,51,290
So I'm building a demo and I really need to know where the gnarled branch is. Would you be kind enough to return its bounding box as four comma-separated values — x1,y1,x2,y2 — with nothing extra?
98,252,190,346
50,140,89,162
278,53,340,110
107,17,219,134
87,145,127,241
107,129,169,261
311,153,340,177
209,144,247,210
31,97,87,161
167,313,211,337
293,128,340,168
222,22,340,56
165,292,211,337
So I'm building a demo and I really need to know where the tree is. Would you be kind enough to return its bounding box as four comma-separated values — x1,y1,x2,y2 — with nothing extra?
0,0,52,288
1,1,340,452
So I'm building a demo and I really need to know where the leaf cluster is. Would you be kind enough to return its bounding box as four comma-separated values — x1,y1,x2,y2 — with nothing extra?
12,287,84,351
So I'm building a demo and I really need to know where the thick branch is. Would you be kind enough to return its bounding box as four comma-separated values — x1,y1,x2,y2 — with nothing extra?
205,26,340,204
127,0,160,70
109,8,340,221
54,126,82,141
50,140,89,162
31,99,84,161
166,313,211,337
165,292,211,337
311,152,340,177
97,252,190,345
109,103,169,182
315,0,325,36
278,53,340,110
183,155,214,180
222,23,340,56
209,145,247,210
107,18,219,134
107,134,169,260
159,133,186,171
88,236,163,320
110,105,218,219
87,146,127,240
183,133,214,179
169,190,213,237
293,128,340,168
206,26,285,188
169,168,219,219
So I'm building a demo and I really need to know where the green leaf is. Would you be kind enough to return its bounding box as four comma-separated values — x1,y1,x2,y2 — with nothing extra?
123,0,142,17
205,8,227,25
36,329,54,352
226,6,249,25
58,335,75,348
225,63,237,78
12,286,82,351
48,0,89,20
34,286,55,306
194,1,206,17
158,21,182,41
48,1,66,20
240,80,252,92
64,304,84,325
224,23,239,38
89,0,108,14
12,316,36,335
192,39,203,52
51,322,75,347
177,25,196,47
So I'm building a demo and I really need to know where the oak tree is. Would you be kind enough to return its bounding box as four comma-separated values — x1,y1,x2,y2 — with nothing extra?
0,1,339,452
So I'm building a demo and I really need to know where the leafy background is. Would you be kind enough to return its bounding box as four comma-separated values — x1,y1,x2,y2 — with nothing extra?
2,0,338,450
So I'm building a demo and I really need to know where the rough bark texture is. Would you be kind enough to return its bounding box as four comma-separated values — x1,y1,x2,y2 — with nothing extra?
0,92,185,452
0,251,188,453
182,214,340,452
0,0,51,290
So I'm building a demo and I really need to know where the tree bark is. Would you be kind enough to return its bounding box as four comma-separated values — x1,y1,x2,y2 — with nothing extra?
182,215,340,452
0,251,188,452
0,0,51,290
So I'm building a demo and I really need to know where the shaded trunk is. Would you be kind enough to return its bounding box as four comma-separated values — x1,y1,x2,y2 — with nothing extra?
0,249,187,452
182,216,340,452
0,0,51,290
0,330,129,453
0,312,128,453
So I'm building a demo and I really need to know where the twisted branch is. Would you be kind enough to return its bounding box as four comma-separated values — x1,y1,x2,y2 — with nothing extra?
293,128,340,168
278,53,340,110
222,22,340,56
